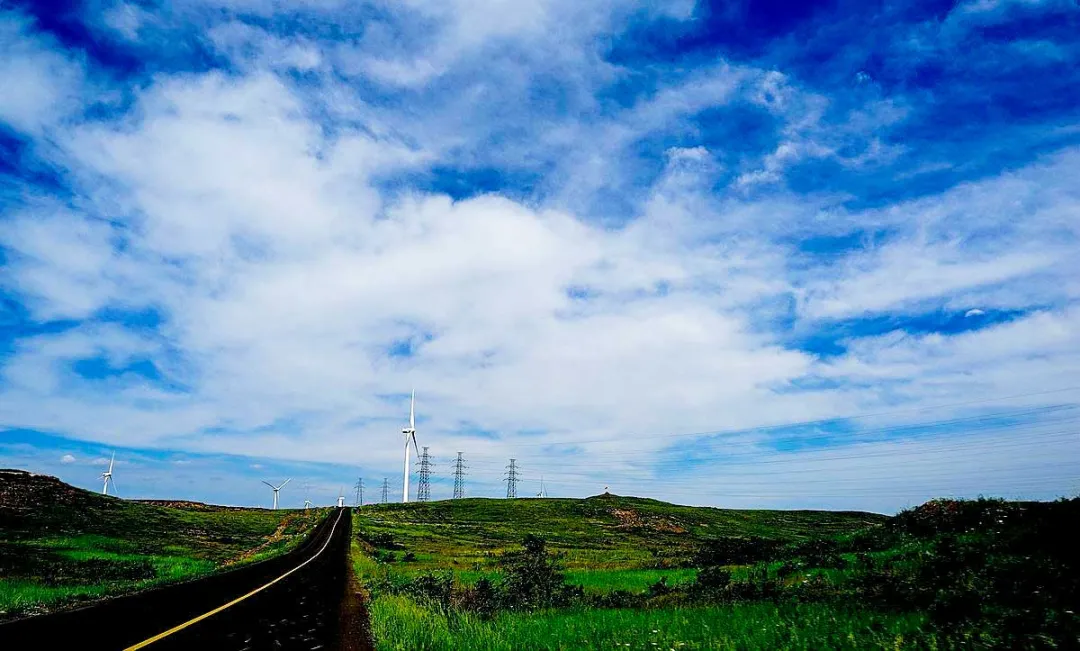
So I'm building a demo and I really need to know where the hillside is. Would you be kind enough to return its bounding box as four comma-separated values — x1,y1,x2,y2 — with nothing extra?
353,496,1080,649
0,469,325,621
354,494,886,581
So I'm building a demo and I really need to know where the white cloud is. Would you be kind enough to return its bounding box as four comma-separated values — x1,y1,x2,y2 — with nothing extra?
0,11,85,135
60,453,76,463
0,1,1077,511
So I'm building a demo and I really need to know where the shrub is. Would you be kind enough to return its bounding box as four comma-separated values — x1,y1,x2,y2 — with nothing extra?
588,589,641,608
403,571,454,610
497,535,578,610
693,536,782,566
361,532,405,550
458,577,499,618
647,577,674,598
776,560,805,579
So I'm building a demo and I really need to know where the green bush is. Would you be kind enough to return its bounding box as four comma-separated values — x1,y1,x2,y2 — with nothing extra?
693,536,782,566
497,535,580,611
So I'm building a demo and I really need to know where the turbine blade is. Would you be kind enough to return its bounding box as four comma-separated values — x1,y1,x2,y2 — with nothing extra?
261,480,275,489
410,389,415,429
280,478,291,489
108,451,115,473
411,432,420,457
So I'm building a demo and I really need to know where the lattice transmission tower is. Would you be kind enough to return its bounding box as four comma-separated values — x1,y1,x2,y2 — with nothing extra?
354,477,363,506
380,478,389,504
505,458,519,498
452,452,467,499
417,447,433,502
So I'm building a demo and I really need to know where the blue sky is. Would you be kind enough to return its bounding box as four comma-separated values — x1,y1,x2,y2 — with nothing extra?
1,0,1078,512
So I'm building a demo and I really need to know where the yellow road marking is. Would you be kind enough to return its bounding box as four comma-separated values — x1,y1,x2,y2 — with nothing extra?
124,509,345,651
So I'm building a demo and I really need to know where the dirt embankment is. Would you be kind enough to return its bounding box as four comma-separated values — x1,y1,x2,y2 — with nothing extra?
610,507,687,533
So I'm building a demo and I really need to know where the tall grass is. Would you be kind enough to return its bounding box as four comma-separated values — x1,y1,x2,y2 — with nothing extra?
369,596,933,650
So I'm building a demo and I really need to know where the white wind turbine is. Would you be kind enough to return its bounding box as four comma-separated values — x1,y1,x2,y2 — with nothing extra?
401,390,419,503
304,499,313,510
100,452,116,495
262,478,291,509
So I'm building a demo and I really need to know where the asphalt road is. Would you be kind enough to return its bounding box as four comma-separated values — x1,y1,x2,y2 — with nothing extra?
0,507,366,651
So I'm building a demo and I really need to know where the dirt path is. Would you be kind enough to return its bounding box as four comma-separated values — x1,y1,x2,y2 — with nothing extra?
339,519,375,651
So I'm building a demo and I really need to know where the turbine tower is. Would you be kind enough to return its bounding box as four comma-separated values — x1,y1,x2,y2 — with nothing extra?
401,390,419,503
537,475,547,498
262,478,291,509
100,452,116,495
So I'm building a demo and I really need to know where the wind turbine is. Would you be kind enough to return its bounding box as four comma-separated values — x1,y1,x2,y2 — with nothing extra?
100,452,116,496
304,499,313,510
537,476,547,499
262,478,291,509
401,390,419,503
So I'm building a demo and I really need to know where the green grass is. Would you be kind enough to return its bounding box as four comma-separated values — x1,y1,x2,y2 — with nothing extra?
0,470,329,620
369,596,933,650
354,495,883,583
564,568,698,594
351,499,901,649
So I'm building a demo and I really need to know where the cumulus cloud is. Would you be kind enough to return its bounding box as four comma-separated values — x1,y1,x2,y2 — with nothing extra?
0,0,1077,510
60,453,76,463
0,11,86,135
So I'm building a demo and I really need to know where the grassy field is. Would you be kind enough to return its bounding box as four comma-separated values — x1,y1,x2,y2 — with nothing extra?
369,596,932,650
352,495,1079,649
0,469,327,620
353,494,884,585
350,495,915,649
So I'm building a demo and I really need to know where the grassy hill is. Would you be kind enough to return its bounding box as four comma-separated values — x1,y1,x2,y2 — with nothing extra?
0,469,326,621
354,494,885,588
351,495,1079,649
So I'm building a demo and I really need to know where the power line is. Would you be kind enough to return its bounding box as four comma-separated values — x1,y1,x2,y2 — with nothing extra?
494,430,1079,485
417,447,433,502
460,408,1080,467
482,425,1077,476
380,477,389,504
453,451,467,499
449,424,1079,496
505,458,518,498
465,387,1080,450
